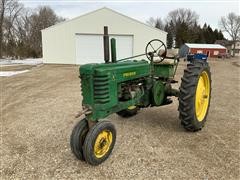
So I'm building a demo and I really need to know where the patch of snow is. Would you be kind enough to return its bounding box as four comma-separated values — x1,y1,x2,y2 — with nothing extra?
0,70,29,77
0,58,43,65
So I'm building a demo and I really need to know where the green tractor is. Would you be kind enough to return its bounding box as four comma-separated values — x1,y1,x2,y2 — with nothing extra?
70,27,211,166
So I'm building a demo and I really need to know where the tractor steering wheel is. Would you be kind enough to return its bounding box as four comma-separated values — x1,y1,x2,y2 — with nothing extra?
145,39,167,62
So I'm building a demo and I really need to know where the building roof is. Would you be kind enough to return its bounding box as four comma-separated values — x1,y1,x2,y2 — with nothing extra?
185,43,226,49
42,7,167,34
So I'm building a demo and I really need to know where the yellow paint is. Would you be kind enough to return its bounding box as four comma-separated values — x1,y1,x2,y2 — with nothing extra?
123,71,136,77
94,130,113,158
127,106,136,110
195,71,210,121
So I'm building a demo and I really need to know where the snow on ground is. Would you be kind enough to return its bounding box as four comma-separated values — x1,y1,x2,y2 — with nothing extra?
0,70,29,77
0,58,43,66
0,58,42,77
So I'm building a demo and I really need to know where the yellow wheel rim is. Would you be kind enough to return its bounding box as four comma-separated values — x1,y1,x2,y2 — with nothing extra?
195,71,210,122
127,105,136,110
94,130,112,158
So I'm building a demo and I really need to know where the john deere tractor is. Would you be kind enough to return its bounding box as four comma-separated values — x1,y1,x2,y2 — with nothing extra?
70,27,211,166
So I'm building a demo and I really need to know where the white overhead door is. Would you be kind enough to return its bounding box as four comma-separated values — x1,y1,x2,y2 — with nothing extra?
75,34,133,64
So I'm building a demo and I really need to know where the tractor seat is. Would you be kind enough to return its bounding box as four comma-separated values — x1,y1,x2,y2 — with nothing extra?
153,56,178,65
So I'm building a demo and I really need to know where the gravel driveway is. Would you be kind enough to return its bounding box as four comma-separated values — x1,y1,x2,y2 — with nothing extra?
1,58,239,179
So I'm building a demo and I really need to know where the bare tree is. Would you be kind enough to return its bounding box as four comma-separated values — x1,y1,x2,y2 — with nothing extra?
14,8,33,58
28,6,64,57
165,8,199,47
0,2,64,58
15,8,31,42
0,0,22,58
0,0,7,58
146,17,164,30
219,12,240,56
166,8,199,28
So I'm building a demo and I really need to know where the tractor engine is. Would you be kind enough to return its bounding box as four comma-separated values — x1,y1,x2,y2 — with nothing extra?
118,80,144,102
79,60,150,121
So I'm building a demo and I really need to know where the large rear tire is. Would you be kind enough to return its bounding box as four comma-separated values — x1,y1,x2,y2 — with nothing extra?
179,60,211,131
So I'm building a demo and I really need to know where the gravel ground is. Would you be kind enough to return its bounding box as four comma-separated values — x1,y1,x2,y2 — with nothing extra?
1,58,240,179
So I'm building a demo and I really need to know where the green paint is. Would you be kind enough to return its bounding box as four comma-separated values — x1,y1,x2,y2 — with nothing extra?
152,81,165,106
153,63,175,78
80,58,178,121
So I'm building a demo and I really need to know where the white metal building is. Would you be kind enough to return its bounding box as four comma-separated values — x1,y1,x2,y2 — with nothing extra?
41,7,167,64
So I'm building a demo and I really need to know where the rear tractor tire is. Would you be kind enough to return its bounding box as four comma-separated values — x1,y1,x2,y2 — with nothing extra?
116,106,139,118
179,60,211,131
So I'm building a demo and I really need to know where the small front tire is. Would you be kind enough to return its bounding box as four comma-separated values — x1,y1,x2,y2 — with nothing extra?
70,118,89,160
83,121,116,166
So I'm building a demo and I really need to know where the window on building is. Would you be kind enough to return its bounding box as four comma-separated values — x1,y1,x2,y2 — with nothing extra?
213,51,219,55
197,50,203,53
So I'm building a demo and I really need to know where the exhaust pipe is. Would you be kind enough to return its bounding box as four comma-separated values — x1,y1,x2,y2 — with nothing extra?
111,38,117,63
103,26,110,63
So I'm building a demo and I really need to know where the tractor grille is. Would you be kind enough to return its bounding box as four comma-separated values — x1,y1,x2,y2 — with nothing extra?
93,75,110,104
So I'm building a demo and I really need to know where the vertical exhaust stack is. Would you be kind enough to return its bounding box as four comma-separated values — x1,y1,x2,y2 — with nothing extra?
103,26,110,63
111,38,117,63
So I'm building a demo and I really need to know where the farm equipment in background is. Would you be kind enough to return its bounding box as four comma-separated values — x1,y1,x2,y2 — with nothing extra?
187,53,208,62
70,27,212,166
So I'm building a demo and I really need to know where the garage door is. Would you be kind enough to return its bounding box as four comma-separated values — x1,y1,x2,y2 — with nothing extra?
75,34,133,64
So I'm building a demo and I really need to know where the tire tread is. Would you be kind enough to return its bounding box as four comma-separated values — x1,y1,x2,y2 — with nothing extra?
178,60,212,131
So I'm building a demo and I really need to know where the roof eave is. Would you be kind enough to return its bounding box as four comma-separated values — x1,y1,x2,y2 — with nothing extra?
41,7,167,35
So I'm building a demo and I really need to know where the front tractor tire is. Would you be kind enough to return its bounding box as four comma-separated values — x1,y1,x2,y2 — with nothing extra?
116,106,139,118
179,60,211,131
70,118,89,160
83,121,116,166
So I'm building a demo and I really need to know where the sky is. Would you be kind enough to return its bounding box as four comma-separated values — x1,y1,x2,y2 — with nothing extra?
19,0,240,39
